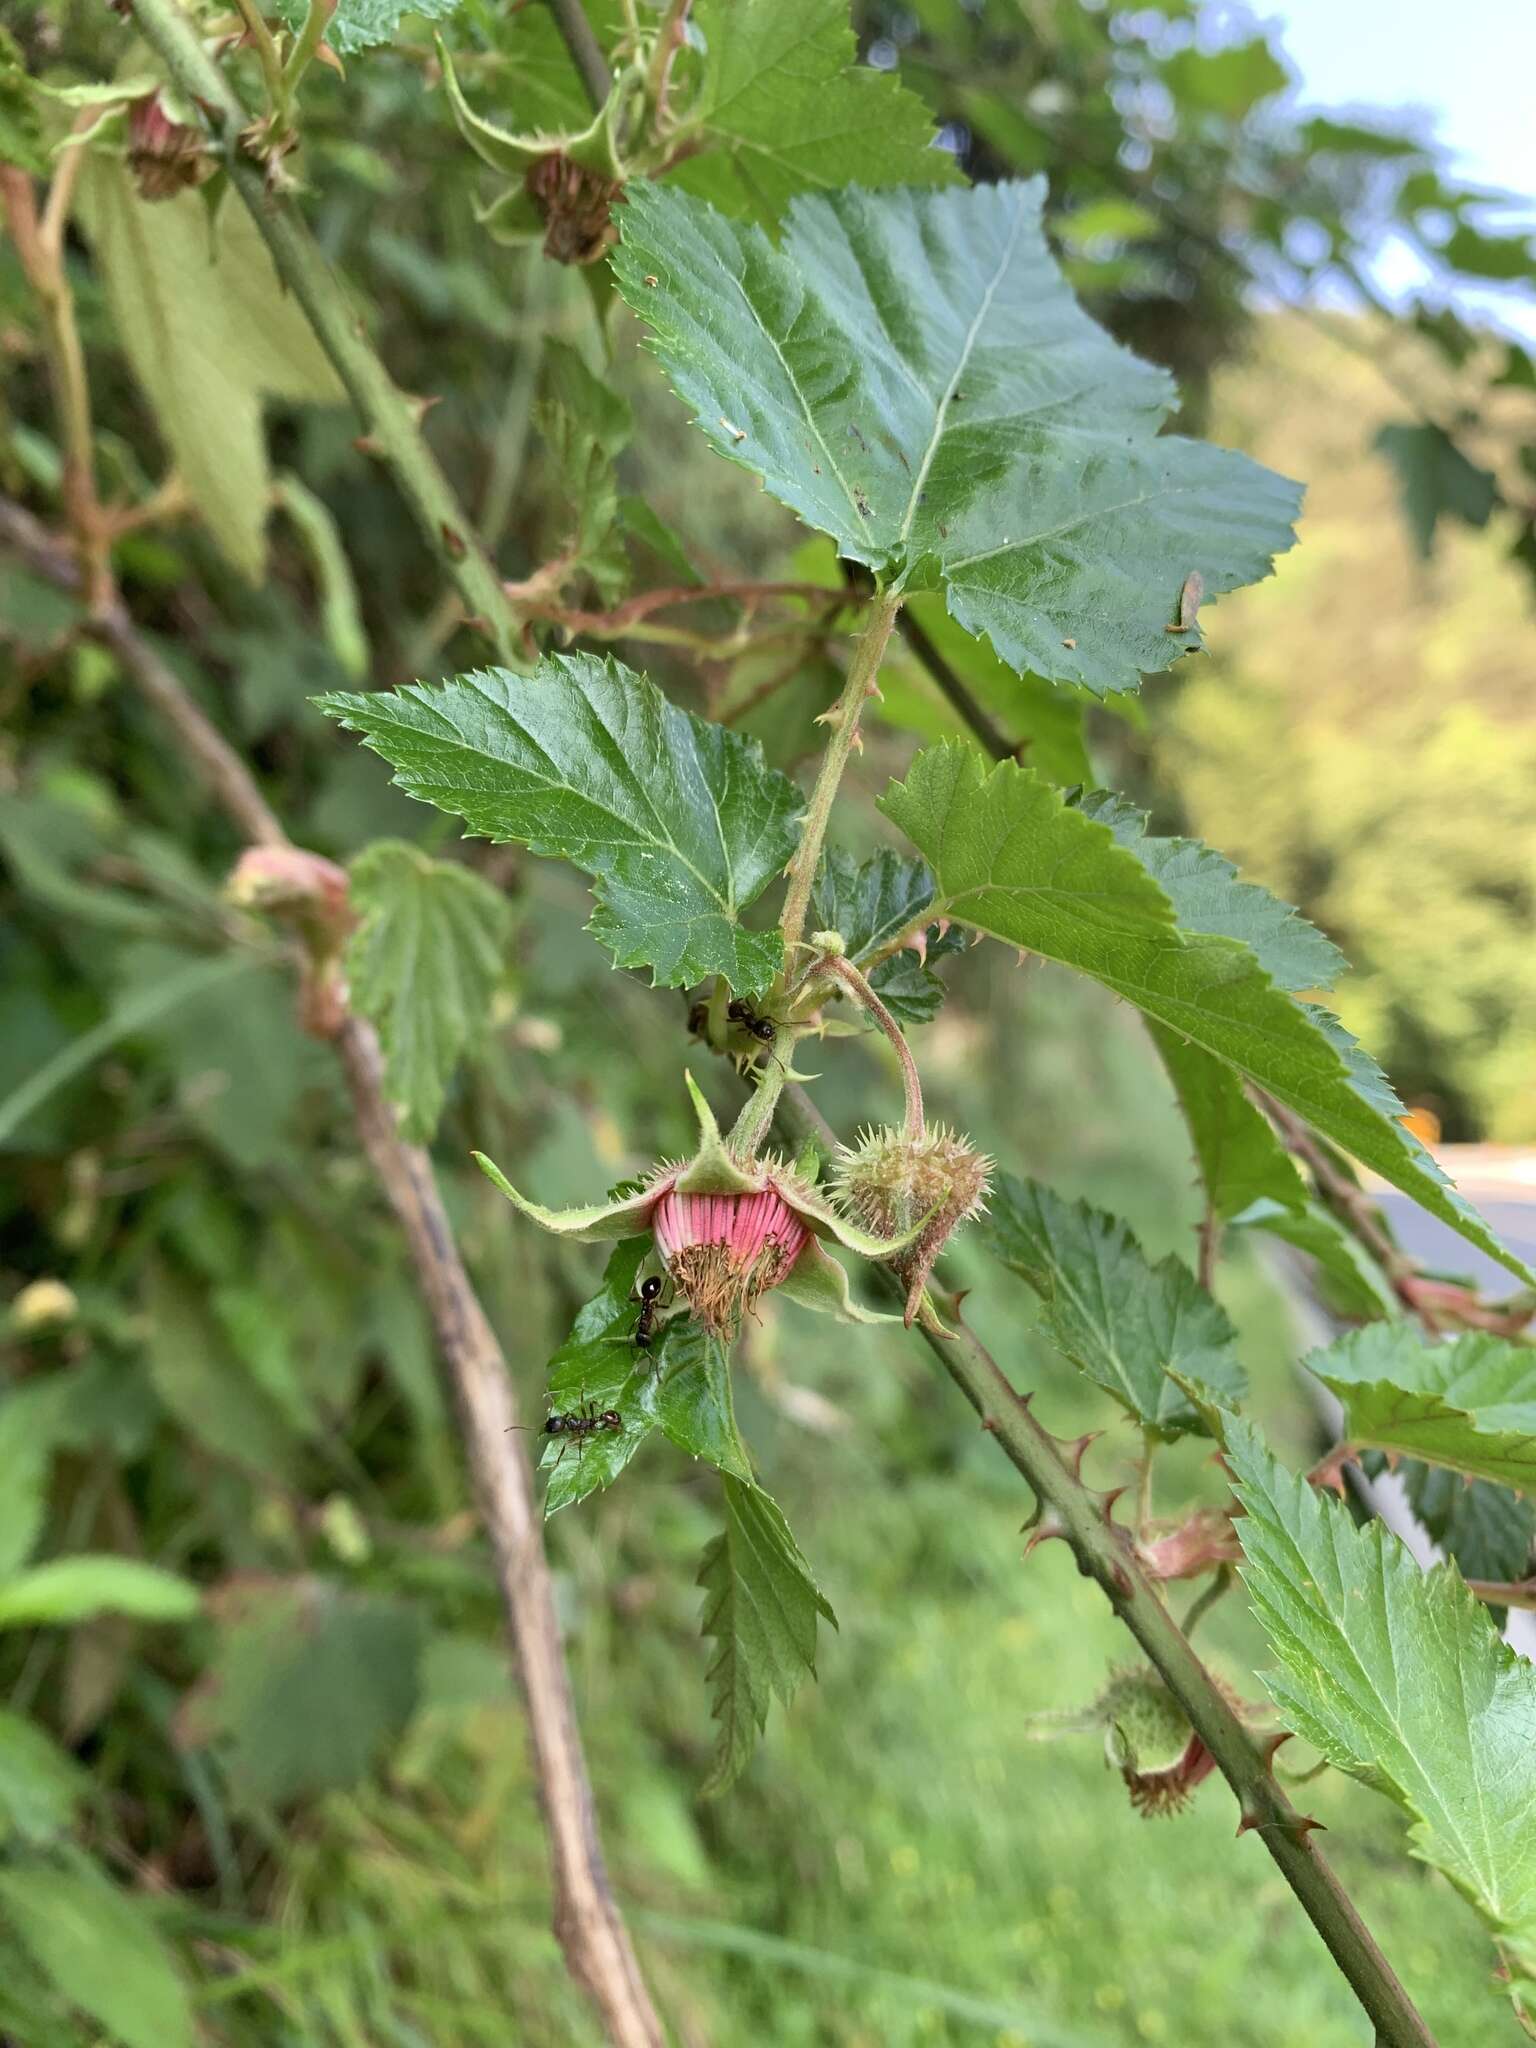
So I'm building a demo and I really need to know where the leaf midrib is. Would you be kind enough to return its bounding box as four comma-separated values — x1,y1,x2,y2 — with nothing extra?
897,190,1030,549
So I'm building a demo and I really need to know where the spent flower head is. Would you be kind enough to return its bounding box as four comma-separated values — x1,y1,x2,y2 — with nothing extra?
832,1122,992,1325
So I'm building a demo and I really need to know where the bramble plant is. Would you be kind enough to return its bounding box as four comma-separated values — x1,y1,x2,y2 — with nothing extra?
5,2,1536,2046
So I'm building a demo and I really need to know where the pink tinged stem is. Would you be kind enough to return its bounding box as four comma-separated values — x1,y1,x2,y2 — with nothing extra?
817,954,925,1141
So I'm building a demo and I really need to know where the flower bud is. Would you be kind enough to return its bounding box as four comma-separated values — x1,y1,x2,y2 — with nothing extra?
831,1122,991,1324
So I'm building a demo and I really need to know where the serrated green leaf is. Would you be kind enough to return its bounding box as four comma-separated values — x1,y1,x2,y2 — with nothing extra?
188,1583,424,1807
1079,792,1344,992
982,1172,1245,1433
810,846,967,1025
346,840,511,1142
535,339,633,604
879,744,1531,1285
1307,1325,1536,1492
0,1853,193,2048
76,165,343,580
0,1557,199,1629
697,1476,834,1796
277,0,462,56
1227,1415,1536,1999
1375,422,1498,559
537,1249,659,1517
0,1712,88,1846
614,179,1300,696
664,0,959,225
653,1317,754,1481
319,654,799,993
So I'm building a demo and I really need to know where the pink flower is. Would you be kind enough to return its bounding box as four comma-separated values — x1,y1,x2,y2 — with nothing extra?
650,1187,809,1333
475,1075,935,1335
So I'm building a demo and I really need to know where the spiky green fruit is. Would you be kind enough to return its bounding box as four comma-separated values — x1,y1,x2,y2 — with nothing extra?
831,1123,991,1323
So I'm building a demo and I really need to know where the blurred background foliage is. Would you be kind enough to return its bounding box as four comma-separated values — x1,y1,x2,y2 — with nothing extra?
1,0,1534,2042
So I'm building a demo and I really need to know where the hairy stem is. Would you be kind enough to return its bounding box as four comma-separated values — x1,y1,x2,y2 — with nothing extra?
127,0,526,666
1,496,665,2048
781,588,902,956
810,954,924,1140
771,1084,1438,2048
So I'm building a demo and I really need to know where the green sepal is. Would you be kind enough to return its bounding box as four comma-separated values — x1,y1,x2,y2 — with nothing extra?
473,1149,658,1243
437,35,625,178
777,1237,904,1326
672,1071,761,1197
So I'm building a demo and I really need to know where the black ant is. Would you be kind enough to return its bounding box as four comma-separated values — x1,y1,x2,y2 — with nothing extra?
510,1402,623,1477
727,997,777,1049
631,1273,664,1348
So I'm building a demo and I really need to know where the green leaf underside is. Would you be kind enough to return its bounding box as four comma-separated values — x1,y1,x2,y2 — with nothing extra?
613,179,1301,697
983,1173,1245,1433
811,846,967,1024
1308,1325,1536,1493
1227,1416,1536,1990
1080,792,1344,993
664,0,960,226
319,654,799,994
1233,1196,1400,1318
346,841,511,1142
277,0,461,56
1150,1027,1396,1314
698,1476,834,1795
1401,1462,1536,1590
76,166,343,581
1148,1025,1309,1219
880,745,1531,1285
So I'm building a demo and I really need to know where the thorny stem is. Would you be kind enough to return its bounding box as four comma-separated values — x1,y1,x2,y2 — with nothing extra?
128,0,527,666
770,1086,1438,2048
780,588,903,956
0,577,664,2045
809,954,925,1141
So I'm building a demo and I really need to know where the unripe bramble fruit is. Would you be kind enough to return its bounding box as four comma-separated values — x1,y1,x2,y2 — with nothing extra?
831,1122,991,1324
1097,1667,1192,1776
